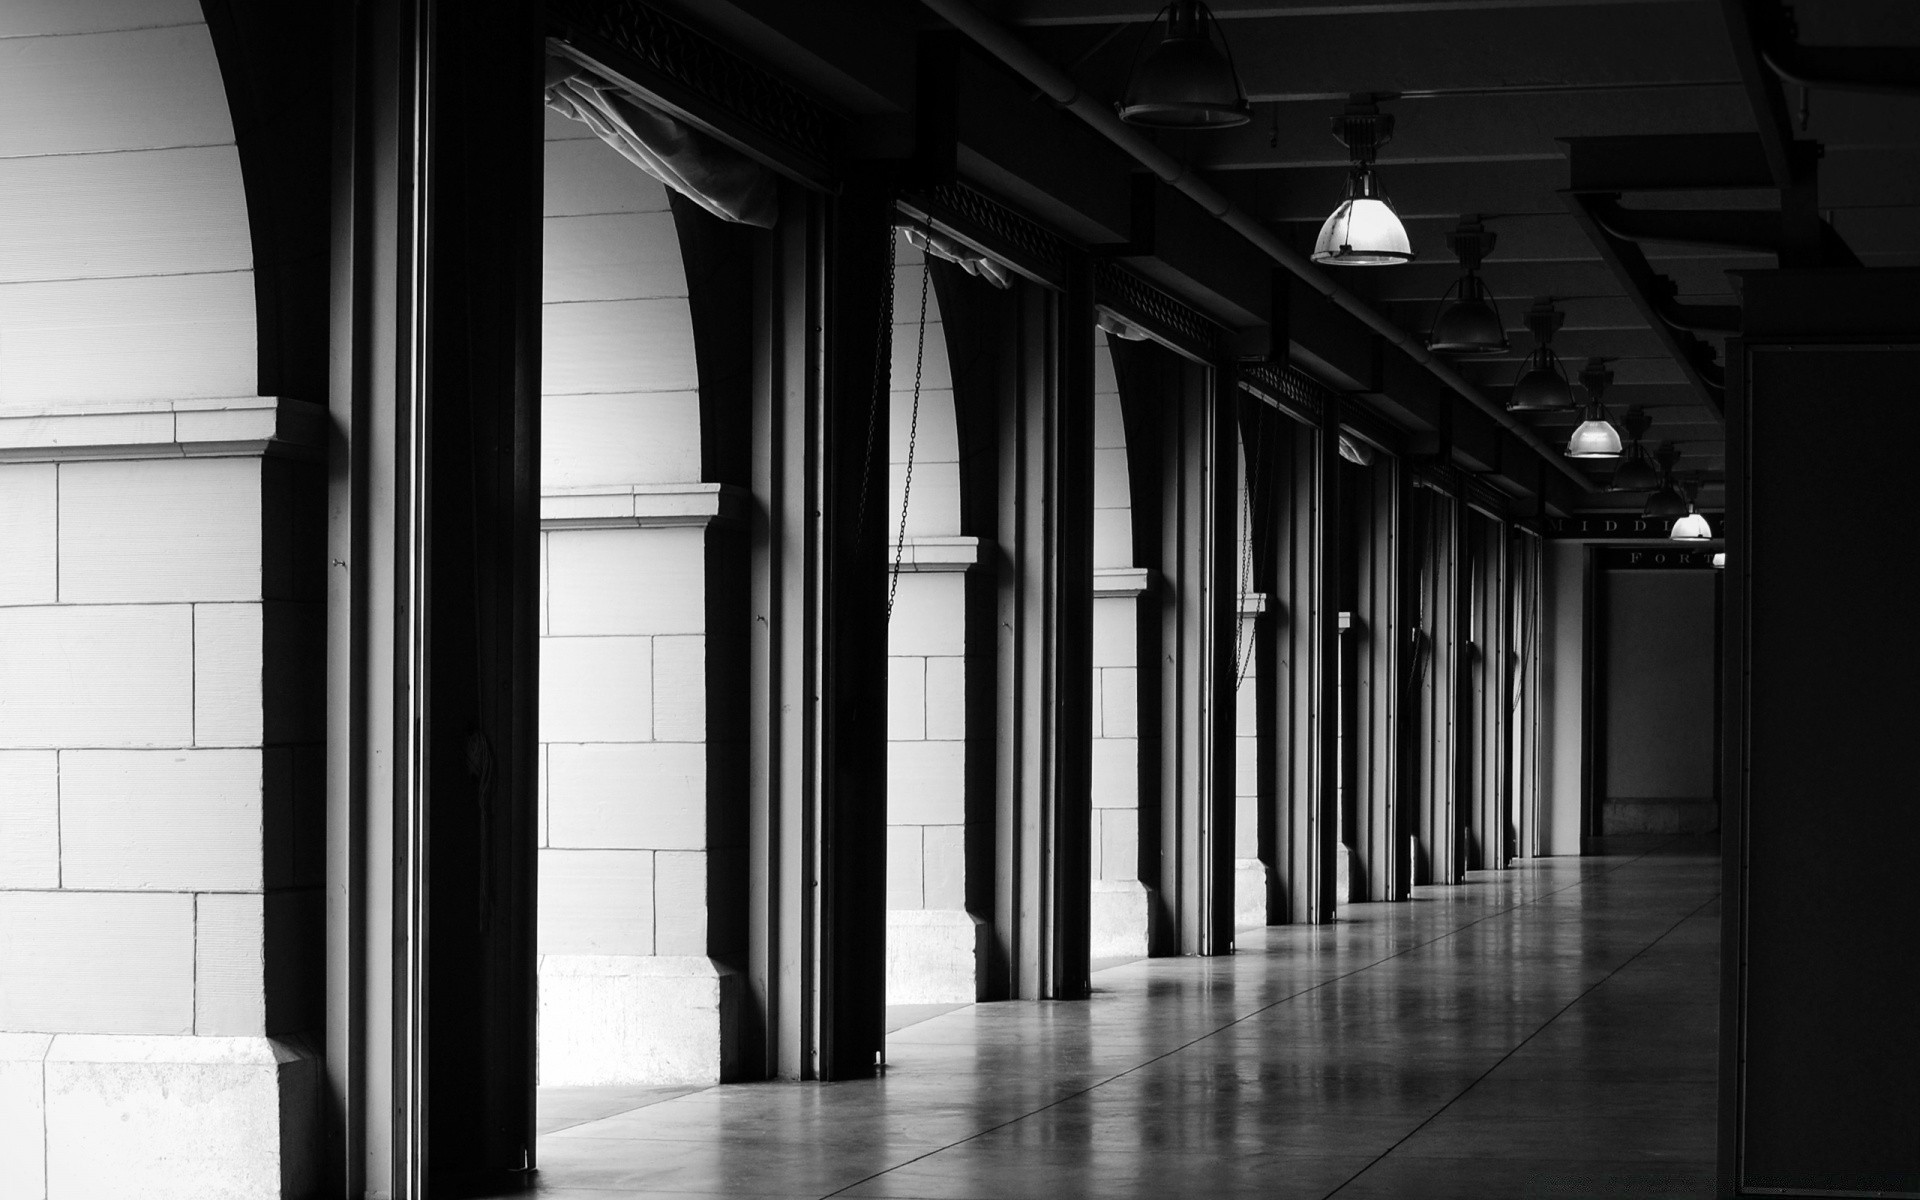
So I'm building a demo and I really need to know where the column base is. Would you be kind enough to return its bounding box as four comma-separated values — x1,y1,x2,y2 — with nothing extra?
0,1032,319,1200
537,955,741,1086
1235,857,1270,929
885,909,982,1004
1090,879,1150,959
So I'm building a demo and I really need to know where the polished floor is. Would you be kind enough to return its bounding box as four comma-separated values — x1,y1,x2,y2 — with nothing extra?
526,846,1722,1198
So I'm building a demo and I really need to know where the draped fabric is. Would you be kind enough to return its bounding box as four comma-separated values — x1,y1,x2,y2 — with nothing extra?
544,58,779,229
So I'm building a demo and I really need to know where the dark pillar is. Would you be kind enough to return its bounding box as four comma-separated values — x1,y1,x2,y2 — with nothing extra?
936,259,1095,1000
1407,477,1465,887
1114,344,1237,951
1720,269,1920,1197
1347,453,1405,902
1508,528,1543,861
746,179,891,1080
326,0,542,1192
1465,510,1510,871
1261,403,1339,926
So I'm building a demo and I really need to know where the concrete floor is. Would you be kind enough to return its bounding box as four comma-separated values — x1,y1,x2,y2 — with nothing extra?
526,847,1721,1198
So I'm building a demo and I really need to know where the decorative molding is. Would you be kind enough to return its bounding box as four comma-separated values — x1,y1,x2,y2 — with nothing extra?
0,398,326,464
1094,566,1151,597
541,482,749,530
1237,591,1269,617
1239,363,1327,428
898,182,1074,289
888,535,981,573
546,0,839,187
1094,260,1228,364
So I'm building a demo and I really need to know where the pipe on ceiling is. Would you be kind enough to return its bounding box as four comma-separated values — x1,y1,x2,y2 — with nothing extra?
917,0,1596,494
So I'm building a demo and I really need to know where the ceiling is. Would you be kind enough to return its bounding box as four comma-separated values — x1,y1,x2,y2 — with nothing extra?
991,0,1920,507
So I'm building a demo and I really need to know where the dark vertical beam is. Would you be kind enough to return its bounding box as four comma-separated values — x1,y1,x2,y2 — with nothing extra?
1509,529,1543,860
746,177,892,1081
1466,511,1510,872
1114,341,1235,950
1155,357,1237,953
1349,454,1404,902
1721,272,1920,1196
1267,404,1339,925
1408,480,1463,887
993,262,1096,996
327,0,541,1193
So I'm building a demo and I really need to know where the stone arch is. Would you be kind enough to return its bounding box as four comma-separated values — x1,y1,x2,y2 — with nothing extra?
535,107,742,1085
0,6,327,1197
883,233,974,1004
1088,328,1150,960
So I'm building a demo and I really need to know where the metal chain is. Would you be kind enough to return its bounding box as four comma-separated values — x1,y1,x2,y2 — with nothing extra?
1233,414,1263,692
887,250,930,623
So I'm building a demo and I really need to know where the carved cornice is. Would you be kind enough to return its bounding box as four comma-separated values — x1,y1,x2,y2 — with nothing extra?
899,182,1074,288
1093,260,1228,364
547,0,839,186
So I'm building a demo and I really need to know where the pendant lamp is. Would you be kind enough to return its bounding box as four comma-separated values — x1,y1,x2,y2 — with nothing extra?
1641,444,1690,519
1313,96,1414,266
1427,218,1507,354
1669,479,1712,541
1507,299,1576,411
1117,1,1251,129
1566,359,1622,458
1608,408,1662,491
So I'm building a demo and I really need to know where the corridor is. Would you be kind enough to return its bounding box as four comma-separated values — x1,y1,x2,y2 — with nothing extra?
527,846,1720,1198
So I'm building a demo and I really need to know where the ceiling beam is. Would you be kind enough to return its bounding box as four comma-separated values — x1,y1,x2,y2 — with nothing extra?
1181,86,1755,171
1001,0,1707,26
1029,3,1740,102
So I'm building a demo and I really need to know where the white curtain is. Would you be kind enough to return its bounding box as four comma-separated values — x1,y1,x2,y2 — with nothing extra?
544,58,778,229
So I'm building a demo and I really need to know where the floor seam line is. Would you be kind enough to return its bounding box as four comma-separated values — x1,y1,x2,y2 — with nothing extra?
1315,887,1724,1200
813,848,1673,1200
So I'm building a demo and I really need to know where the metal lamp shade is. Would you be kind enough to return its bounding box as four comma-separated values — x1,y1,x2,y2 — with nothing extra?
1428,293,1507,354
1566,417,1622,458
1508,364,1575,411
1313,196,1413,265
1670,511,1712,541
1118,7,1250,128
1609,444,1662,490
1643,483,1689,519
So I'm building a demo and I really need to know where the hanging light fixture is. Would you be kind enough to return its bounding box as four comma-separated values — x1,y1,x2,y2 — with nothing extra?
1507,299,1576,411
1566,358,1623,459
1608,407,1662,491
1312,95,1414,266
1427,217,1507,354
1117,1,1251,129
1642,443,1690,519
1669,478,1712,541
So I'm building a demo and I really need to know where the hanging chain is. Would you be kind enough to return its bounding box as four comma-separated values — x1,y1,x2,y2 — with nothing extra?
854,222,901,552
887,248,931,623
1232,415,1261,692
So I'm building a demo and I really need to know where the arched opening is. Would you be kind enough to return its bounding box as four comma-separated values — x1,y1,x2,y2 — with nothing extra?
1088,329,1150,962
0,5,325,1195
535,100,744,1087
883,233,979,1015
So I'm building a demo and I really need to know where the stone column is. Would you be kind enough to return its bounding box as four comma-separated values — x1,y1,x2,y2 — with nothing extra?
0,401,326,1200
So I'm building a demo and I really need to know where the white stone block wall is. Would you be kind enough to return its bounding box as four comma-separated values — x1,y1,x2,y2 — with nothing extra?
884,239,981,1003
0,7,321,1195
1231,447,1270,930
536,113,740,1083
1088,338,1151,959
0,445,326,1200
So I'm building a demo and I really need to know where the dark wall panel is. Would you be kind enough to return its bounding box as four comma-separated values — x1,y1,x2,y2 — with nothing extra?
1728,339,1920,1196
1599,571,1716,834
